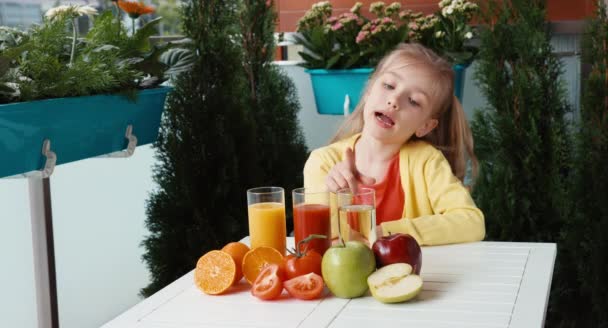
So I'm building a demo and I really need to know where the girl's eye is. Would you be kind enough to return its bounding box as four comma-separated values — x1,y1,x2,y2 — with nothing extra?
409,97,419,107
382,82,394,90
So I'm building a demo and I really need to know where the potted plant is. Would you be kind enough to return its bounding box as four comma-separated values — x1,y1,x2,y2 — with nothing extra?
294,0,479,115
410,0,479,101
0,2,193,178
294,1,410,115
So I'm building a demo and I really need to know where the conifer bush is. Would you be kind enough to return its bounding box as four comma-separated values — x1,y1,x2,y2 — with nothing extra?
141,0,308,296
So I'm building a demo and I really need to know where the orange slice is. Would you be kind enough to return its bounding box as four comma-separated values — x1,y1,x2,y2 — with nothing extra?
242,246,284,285
221,242,250,285
194,250,236,295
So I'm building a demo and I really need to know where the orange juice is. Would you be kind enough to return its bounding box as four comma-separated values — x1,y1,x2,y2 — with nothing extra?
248,202,286,254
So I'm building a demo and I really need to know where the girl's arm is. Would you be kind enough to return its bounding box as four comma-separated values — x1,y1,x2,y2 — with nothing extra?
380,150,486,246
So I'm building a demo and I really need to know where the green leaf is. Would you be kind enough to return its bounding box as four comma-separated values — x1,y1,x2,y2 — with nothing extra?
344,53,360,69
159,48,195,78
0,56,10,76
298,51,321,63
325,53,341,69
0,82,14,94
131,17,162,52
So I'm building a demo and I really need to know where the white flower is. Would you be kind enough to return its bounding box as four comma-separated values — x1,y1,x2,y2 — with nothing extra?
435,30,445,38
45,4,98,20
441,5,454,16
77,5,98,16
464,31,473,39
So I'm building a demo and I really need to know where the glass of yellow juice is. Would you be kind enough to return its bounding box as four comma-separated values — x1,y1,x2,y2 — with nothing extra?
247,186,286,254
337,187,376,247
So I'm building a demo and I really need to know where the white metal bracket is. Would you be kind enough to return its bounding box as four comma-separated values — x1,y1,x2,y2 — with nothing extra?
40,140,57,178
3,139,56,179
98,125,138,158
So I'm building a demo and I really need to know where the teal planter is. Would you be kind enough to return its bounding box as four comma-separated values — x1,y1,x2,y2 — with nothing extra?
453,63,469,103
306,68,373,115
0,87,171,178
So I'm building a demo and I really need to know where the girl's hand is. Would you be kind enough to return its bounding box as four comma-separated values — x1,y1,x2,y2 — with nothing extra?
325,147,376,192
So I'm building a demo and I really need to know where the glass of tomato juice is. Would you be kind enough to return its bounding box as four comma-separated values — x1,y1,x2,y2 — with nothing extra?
292,188,331,255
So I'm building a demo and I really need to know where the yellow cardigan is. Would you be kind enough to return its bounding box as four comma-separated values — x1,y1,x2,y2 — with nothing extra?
303,133,485,246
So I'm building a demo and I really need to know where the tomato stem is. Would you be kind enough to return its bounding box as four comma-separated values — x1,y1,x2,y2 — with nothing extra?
294,234,327,258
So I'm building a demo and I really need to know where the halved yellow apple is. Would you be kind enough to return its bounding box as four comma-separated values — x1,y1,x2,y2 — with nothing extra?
367,263,423,303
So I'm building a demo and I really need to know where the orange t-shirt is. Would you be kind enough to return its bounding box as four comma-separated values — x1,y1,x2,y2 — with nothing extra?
361,155,404,225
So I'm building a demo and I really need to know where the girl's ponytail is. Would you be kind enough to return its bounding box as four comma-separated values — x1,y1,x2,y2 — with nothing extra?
441,95,478,183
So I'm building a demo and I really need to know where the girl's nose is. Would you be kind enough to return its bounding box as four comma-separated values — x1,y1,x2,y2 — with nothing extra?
387,99,398,110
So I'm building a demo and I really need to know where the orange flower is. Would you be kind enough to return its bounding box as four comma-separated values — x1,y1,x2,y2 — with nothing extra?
117,0,155,19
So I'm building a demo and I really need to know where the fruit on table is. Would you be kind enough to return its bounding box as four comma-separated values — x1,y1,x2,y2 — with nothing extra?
251,264,284,300
284,234,326,280
222,242,250,285
284,273,324,300
367,263,423,303
242,246,285,284
194,250,236,295
372,233,422,274
321,241,375,298
285,250,322,280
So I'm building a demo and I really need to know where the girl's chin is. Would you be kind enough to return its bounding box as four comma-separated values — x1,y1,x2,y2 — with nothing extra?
363,128,406,145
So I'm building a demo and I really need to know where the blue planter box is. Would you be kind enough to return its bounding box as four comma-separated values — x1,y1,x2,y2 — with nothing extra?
307,64,469,115
0,87,171,178
306,68,373,115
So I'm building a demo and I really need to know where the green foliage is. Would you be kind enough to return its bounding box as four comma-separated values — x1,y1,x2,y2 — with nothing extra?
472,0,571,242
239,0,309,229
294,2,411,69
472,0,580,327
294,0,479,68
0,9,193,104
558,2,608,326
141,0,309,297
141,0,259,297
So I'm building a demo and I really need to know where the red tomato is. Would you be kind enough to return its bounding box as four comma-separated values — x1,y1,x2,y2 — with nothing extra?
284,250,322,280
251,264,283,300
284,273,324,300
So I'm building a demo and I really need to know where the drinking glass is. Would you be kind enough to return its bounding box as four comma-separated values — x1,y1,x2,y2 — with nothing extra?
292,188,331,255
247,187,286,254
337,188,376,247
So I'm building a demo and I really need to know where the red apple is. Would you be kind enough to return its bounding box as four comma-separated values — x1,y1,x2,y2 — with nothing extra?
372,233,422,274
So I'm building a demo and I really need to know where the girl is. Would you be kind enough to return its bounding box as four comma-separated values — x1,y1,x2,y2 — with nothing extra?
303,43,485,246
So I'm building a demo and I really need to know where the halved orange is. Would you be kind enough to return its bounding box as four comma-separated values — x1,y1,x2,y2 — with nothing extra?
242,246,284,285
194,250,236,295
221,242,250,285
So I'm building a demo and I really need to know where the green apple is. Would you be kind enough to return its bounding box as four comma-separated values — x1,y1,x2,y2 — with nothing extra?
321,241,376,298
367,263,423,303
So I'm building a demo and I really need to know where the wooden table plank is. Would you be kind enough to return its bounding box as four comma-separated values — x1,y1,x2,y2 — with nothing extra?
509,243,557,328
102,239,556,328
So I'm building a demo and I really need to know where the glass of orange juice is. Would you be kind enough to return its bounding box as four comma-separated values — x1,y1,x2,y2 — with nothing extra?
247,187,286,254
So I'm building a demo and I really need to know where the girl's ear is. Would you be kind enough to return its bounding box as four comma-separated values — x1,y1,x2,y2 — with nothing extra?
415,118,438,138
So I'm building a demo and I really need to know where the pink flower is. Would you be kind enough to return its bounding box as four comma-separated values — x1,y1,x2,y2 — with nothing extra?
382,17,391,24
328,16,338,23
266,0,272,8
408,22,418,30
356,31,369,43
331,22,343,31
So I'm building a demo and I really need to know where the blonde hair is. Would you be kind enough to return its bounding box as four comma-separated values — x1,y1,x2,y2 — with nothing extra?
330,43,478,182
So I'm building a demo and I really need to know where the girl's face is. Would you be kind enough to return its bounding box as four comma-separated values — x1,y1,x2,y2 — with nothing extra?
362,61,439,145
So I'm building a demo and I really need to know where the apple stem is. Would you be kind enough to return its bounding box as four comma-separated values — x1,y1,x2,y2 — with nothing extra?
295,234,327,257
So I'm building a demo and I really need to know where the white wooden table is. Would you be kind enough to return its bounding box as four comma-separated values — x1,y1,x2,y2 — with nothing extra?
103,237,556,328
